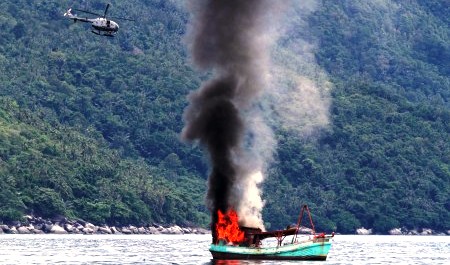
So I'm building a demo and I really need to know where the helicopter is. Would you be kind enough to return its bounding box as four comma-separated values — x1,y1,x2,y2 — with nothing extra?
64,3,134,37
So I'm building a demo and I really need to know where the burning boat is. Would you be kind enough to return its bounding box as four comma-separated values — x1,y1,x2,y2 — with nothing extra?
182,0,334,261
210,205,334,260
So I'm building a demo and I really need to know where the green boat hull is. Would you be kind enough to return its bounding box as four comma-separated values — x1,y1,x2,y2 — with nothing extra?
210,239,332,260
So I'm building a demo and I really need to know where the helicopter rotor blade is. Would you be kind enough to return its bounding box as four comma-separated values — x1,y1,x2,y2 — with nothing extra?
104,3,110,18
71,4,135,22
72,8,103,17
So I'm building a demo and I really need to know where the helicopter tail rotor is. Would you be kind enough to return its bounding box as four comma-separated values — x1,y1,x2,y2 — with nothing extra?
63,8,72,17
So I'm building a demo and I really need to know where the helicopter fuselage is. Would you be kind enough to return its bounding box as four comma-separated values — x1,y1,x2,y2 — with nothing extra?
91,18,119,33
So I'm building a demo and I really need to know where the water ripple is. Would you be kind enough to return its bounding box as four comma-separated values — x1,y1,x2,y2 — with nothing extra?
0,234,448,264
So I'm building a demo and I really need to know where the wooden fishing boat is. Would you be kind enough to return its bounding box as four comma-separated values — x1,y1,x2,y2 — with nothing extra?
210,205,334,260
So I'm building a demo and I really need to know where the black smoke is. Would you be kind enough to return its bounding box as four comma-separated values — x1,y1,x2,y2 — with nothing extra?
183,76,243,215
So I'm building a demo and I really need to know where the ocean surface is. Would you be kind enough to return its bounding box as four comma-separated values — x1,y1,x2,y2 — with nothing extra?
0,234,449,265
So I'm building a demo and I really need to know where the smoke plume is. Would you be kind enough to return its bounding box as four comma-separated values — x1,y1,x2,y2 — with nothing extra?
266,0,331,138
182,0,332,237
182,0,281,231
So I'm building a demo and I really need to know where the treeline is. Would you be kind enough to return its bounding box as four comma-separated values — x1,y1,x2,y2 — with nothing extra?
0,0,448,233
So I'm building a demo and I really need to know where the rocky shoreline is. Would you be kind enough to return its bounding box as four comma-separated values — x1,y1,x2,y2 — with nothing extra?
356,227,450,236
1,216,448,236
0,216,210,235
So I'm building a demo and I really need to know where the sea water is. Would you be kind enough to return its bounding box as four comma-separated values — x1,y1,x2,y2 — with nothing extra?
0,234,448,264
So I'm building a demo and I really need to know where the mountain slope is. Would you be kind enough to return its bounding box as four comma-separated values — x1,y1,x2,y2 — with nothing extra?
0,0,448,233
0,0,208,226
262,0,449,233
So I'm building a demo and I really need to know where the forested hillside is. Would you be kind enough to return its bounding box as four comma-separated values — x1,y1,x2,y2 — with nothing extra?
0,0,448,233
0,0,208,227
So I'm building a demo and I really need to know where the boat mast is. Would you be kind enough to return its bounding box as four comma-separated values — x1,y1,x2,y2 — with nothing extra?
292,204,316,243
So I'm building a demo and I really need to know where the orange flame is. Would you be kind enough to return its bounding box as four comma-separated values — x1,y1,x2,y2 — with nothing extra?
216,209,245,244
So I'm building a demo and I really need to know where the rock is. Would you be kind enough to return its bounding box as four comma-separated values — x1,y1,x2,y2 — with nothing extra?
33,223,44,231
148,227,160,234
408,230,419,235
65,224,74,233
32,229,45,234
166,227,175,234
17,226,31,234
0,225,7,234
125,225,137,234
110,227,121,234
159,228,169,234
137,227,147,234
182,228,191,234
84,223,98,233
82,227,94,234
356,227,372,235
421,228,432,235
50,225,68,234
447,230,450,235
169,226,183,234
98,226,112,234
44,223,53,233
85,222,95,230
72,228,82,234
121,228,132,234
389,228,402,235
8,226,18,234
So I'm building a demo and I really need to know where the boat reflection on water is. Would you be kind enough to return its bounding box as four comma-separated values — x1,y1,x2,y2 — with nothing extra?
207,260,264,265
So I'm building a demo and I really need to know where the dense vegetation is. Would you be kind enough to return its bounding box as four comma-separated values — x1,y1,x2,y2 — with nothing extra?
0,0,208,227
0,0,448,233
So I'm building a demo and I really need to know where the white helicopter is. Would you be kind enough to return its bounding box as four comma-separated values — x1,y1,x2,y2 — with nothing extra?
64,4,134,37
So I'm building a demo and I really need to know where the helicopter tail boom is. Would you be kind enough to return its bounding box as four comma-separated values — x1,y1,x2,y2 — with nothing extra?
64,8,92,23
